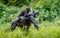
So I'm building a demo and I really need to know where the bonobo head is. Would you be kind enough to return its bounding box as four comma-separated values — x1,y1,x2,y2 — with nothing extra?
33,10,39,18
26,7,30,12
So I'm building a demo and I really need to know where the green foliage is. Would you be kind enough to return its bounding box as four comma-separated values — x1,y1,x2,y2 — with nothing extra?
31,0,60,21
0,4,20,24
0,0,31,6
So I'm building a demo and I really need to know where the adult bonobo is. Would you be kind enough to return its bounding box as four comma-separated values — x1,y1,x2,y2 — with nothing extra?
10,10,39,35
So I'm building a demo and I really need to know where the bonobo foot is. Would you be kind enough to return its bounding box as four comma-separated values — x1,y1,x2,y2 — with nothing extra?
23,30,30,36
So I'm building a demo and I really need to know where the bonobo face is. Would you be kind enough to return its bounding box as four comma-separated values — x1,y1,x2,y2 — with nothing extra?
33,10,39,18
26,7,30,12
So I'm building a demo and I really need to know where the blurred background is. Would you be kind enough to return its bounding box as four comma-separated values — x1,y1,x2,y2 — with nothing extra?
0,0,60,38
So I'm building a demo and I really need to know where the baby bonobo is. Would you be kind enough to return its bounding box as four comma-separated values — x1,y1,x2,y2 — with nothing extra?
18,6,30,18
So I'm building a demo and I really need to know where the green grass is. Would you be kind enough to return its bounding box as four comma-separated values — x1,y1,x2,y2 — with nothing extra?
0,20,60,38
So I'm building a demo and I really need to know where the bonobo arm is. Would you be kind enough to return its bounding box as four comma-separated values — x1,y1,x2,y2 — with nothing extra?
29,16,39,30
10,21,17,31
10,18,20,31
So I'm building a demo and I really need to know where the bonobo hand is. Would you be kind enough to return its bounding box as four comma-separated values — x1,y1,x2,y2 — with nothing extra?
34,24,39,30
37,24,40,30
29,16,39,30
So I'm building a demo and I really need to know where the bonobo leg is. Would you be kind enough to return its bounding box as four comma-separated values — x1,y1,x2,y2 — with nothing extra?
19,25,24,31
30,16,39,30
25,24,31,35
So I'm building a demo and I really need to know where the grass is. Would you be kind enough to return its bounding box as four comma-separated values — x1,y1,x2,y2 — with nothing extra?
0,20,60,38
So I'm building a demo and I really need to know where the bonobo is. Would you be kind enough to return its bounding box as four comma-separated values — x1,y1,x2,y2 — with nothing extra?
10,10,39,33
